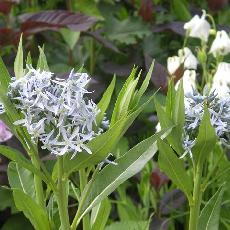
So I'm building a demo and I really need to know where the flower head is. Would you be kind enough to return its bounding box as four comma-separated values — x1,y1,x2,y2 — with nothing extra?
184,10,210,42
9,67,99,157
210,30,230,57
182,89,230,158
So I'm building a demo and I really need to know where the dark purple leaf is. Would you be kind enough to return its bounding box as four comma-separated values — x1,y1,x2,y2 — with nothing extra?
0,0,19,15
101,62,133,77
150,167,169,190
145,54,168,93
19,10,97,35
152,22,185,36
159,189,186,215
208,0,228,11
84,29,121,53
138,0,154,22
0,28,19,46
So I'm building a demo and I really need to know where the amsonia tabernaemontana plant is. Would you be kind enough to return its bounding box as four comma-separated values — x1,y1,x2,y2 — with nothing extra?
0,36,172,230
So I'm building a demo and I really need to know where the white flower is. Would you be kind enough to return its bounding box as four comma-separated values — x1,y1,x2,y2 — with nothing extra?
9,66,100,157
184,10,211,42
167,48,198,75
211,62,230,98
210,30,230,57
167,56,181,75
178,47,198,70
175,70,196,96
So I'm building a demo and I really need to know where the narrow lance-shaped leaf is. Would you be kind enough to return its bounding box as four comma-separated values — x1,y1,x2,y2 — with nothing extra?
37,46,49,71
154,98,183,154
110,67,138,126
192,106,217,165
158,138,192,199
14,34,24,79
91,198,111,230
172,80,184,144
198,185,225,230
73,127,172,225
13,189,51,230
96,76,116,125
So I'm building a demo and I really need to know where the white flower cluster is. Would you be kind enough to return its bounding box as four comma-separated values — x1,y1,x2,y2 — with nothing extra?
181,89,230,158
167,47,198,76
9,67,99,157
184,10,230,57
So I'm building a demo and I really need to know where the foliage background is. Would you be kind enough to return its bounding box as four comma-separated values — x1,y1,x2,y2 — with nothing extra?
0,0,230,229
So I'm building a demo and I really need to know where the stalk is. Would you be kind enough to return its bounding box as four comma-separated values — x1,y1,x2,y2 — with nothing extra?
79,169,90,230
30,149,46,209
188,161,203,230
57,156,70,230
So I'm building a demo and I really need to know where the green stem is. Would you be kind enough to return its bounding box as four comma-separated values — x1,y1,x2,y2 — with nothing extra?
79,169,90,230
30,150,45,209
71,167,99,230
189,162,203,230
57,156,70,230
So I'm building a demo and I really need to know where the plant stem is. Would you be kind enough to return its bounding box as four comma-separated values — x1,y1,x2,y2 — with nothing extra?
79,169,90,230
189,162,203,230
57,156,70,230
30,150,46,209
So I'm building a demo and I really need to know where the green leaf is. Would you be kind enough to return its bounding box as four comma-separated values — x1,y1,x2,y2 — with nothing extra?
198,185,225,230
73,0,103,20
173,80,184,131
158,139,192,198
37,46,49,71
60,29,80,50
26,52,32,66
8,162,35,199
13,189,51,230
14,34,24,79
63,94,156,175
110,67,138,126
91,198,111,230
0,145,51,187
97,76,116,125
105,221,149,230
105,17,150,45
154,98,183,154
135,60,154,105
0,56,11,93
192,106,217,164
0,187,14,211
75,128,172,223
1,213,33,230
172,0,191,21
165,79,176,118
